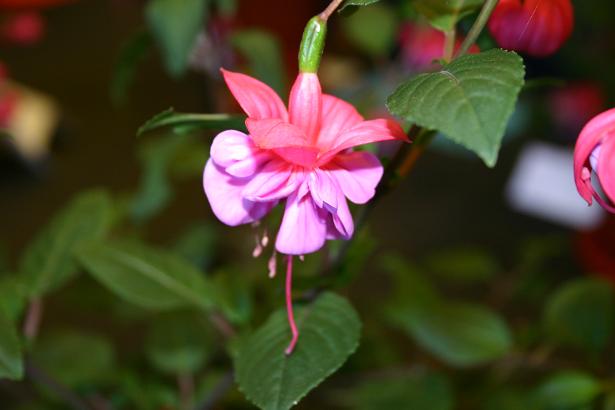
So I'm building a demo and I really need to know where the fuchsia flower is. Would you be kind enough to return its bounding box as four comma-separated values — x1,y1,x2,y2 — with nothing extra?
488,0,574,57
203,69,406,255
574,108,615,213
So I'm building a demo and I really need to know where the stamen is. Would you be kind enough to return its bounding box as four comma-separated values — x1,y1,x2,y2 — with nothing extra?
252,234,263,258
261,230,269,248
268,250,277,278
284,256,299,355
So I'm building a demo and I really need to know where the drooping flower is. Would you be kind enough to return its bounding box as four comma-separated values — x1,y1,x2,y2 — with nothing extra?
204,69,406,255
573,108,615,213
399,23,479,71
488,0,574,57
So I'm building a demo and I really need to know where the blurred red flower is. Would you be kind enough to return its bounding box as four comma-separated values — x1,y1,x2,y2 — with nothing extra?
550,82,605,136
576,216,615,282
399,23,479,71
488,0,574,57
1,11,44,45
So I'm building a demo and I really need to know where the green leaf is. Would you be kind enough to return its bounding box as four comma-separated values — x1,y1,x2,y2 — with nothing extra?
76,239,217,311
235,292,361,410
145,0,207,78
20,190,114,297
339,0,381,14
131,134,191,223
392,301,512,367
171,222,217,269
544,278,615,352
0,276,27,322
412,0,485,32
341,4,398,57
532,371,601,410
387,49,525,167
426,246,499,283
32,330,114,387
110,30,153,105
346,371,454,410
145,313,213,375
0,311,23,380
231,29,287,96
137,108,245,137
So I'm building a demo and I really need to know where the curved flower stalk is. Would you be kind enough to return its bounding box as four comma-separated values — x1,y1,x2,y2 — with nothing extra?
574,108,615,213
488,0,574,57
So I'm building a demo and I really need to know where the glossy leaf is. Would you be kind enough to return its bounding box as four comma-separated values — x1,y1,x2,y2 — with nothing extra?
532,371,601,410
544,278,615,352
0,311,23,380
231,29,286,95
412,0,485,31
235,292,361,410
387,49,525,167
32,331,114,387
145,0,207,78
76,239,217,311
137,108,245,137
20,190,114,297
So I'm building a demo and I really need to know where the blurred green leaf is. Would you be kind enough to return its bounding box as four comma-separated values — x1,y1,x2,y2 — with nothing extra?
131,134,190,223
212,269,253,325
0,275,27,322
145,0,207,78
171,222,217,269
235,292,361,410
231,29,286,96
341,4,398,57
384,255,512,367
111,30,153,105
32,330,114,387
212,0,237,16
412,0,485,31
481,388,532,410
544,278,615,352
532,371,601,410
387,49,525,167
0,310,23,380
339,0,381,13
391,301,512,367
345,370,453,410
119,370,178,410
426,246,499,283
20,190,114,297
76,239,217,311
146,313,213,375
137,108,245,137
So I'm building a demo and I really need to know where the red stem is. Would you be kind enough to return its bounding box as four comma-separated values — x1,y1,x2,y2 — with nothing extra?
284,256,298,355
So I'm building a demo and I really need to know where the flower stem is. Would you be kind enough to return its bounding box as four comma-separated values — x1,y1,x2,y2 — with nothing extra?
443,29,456,62
284,256,299,355
456,0,498,58
319,0,345,21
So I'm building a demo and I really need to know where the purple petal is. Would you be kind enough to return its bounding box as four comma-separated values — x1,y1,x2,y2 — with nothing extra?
308,169,338,212
329,151,384,204
331,193,354,239
242,160,302,202
203,159,274,226
210,130,255,167
275,192,327,255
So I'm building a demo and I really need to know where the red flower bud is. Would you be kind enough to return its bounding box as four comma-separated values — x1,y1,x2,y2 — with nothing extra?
488,0,574,57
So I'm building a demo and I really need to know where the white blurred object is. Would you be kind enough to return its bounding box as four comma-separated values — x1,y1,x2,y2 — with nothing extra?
506,142,605,229
3,80,59,161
